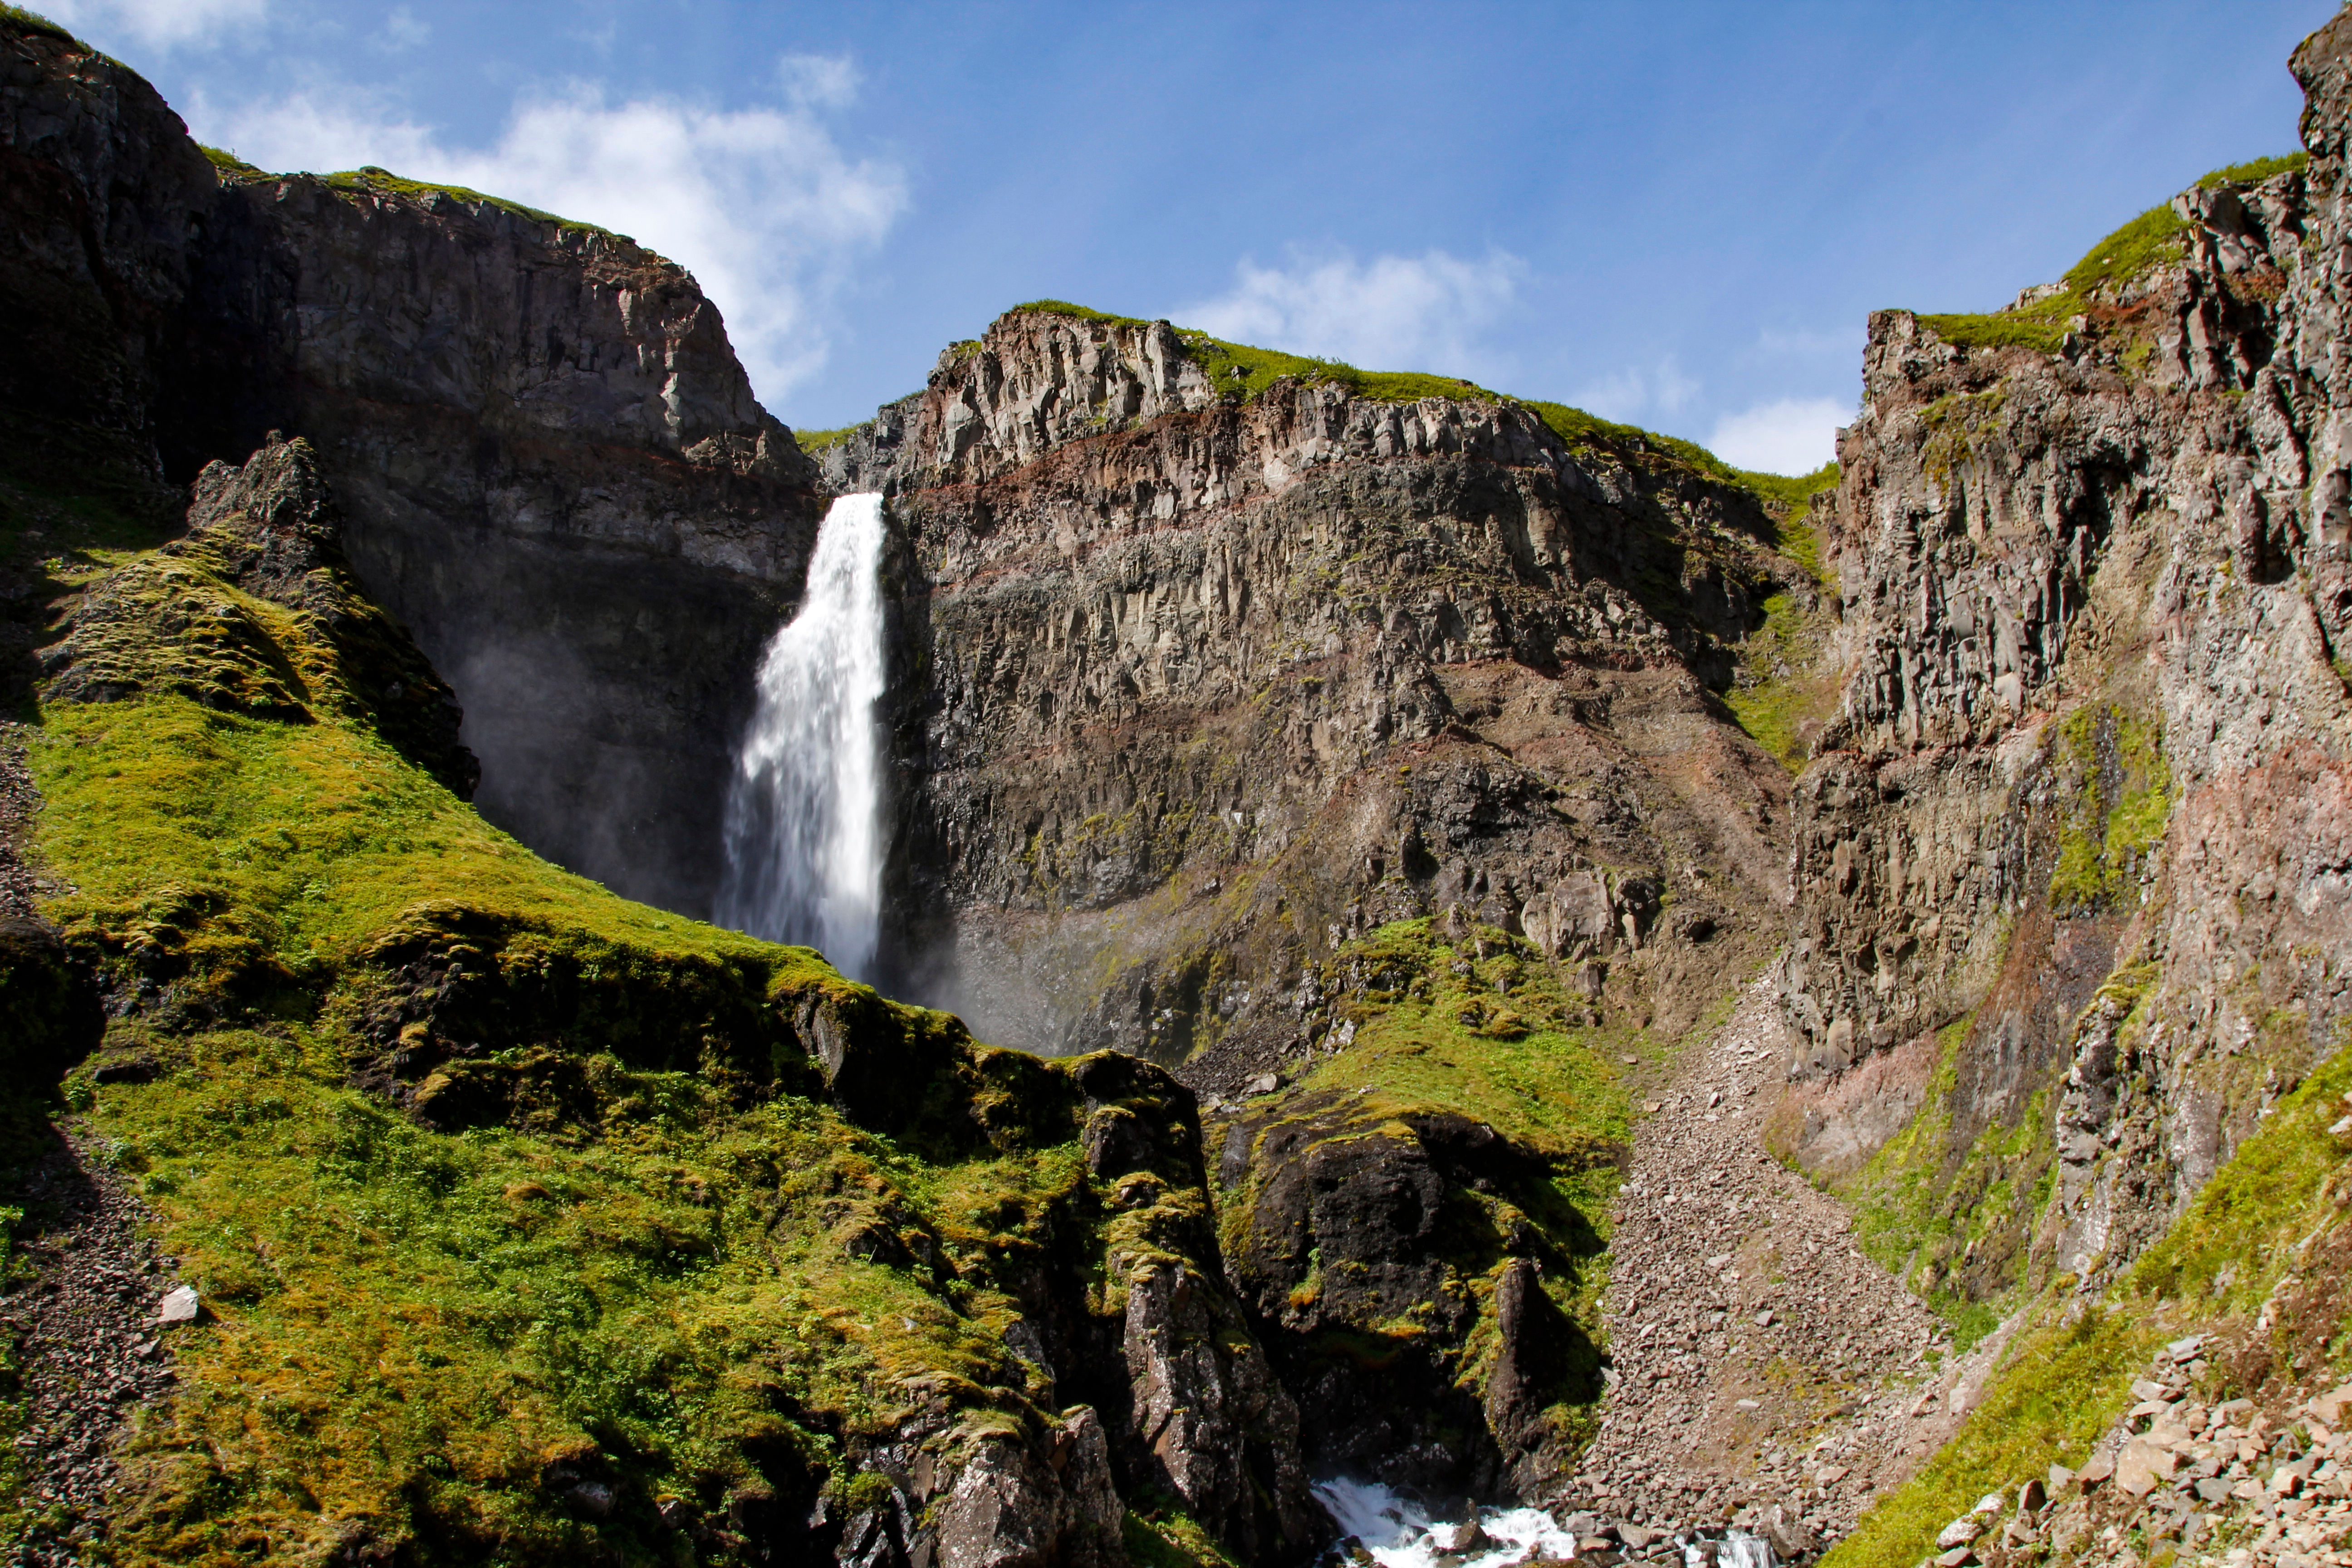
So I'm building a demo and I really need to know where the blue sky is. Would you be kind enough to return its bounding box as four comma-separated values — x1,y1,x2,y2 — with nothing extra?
48,0,2336,472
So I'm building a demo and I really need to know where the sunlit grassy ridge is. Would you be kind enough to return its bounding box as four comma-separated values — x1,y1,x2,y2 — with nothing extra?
1916,153,2308,354
21,684,1166,1563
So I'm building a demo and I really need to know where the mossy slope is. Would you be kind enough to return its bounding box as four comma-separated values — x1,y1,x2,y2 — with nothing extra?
5,443,1258,1565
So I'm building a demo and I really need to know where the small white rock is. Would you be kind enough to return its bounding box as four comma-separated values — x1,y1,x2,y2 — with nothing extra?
157,1285,201,1326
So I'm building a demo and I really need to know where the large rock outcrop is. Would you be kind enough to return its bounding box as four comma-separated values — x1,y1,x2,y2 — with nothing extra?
1769,18,2352,1306
850,309,1798,1059
0,18,824,916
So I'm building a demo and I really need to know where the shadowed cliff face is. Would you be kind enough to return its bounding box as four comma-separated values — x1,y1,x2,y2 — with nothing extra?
1768,15,2352,1310
0,23,824,919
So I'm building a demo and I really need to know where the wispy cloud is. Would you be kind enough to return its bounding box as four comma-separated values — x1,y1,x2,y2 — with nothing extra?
1175,248,1525,381
1572,358,1700,424
193,59,907,408
1707,396,1850,475
45,0,266,51
369,5,428,53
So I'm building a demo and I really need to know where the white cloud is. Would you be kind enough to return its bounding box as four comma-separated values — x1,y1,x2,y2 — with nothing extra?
1707,397,1851,475
779,53,859,110
370,5,428,52
1175,248,1524,380
1572,358,1700,423
195,67,907,407
44,0,265,50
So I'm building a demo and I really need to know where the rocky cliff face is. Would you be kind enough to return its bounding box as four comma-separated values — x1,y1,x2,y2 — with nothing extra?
1768,20,2352,1313
846,309,1797,1054
0,20,824,917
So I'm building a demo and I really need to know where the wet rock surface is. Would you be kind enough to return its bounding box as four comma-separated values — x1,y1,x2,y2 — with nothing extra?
1565,981,2008,1546
2,1124,180,1568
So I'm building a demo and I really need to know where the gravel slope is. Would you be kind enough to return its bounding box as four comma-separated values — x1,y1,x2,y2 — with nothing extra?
1559,978,2015,1549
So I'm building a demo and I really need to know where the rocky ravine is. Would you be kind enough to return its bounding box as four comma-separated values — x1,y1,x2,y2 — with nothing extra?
1571,981,1998,1541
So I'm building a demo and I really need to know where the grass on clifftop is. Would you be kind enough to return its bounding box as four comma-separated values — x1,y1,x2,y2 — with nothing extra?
17,691,1087,1562
1916,153,2308,354
320,168,624,240
1005,301,1836,515
0,5,75,43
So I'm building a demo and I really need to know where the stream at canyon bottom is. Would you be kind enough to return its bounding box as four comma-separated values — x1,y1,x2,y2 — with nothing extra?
717,491,888,979
1314,1478,1778,1568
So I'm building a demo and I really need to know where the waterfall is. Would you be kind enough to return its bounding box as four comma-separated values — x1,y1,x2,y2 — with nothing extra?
717,492,888,980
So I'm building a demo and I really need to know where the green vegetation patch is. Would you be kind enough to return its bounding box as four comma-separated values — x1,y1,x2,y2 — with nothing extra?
1826,1043,2352,1568
1725,584,1838,772
1210,917,1633,1464
0,4,75,43
1303,917,1631,1168
1836,1014,2055,1348
322,167,621,241
199,145,265,180
1913,154,2303,357
2045,704,2171,916
793,426,858,456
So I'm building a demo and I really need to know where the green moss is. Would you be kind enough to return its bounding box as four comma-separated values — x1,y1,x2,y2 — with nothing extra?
200,145,265,180
1725,588,1836,772
793,426,858,455
322,167,620,241
1123,1504,1245,1568
1736,461,1841,519
0,4,75,44
1826,1044,2352,1568
2199,153,2307,189
1835,1010,2059,1346
2045,705,2170,916
1912,154,2302,358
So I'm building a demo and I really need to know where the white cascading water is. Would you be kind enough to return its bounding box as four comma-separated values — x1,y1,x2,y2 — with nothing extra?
1313,1477,1778,1568
716,492,888,980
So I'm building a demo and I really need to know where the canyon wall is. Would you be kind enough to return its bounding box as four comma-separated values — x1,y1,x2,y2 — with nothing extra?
1770,19,2352,1308
839,311,1799,1060
818,309,1820,1490
0,21,824,916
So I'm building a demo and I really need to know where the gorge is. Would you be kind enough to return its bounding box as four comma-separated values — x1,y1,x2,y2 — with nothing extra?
4,6,2352,1568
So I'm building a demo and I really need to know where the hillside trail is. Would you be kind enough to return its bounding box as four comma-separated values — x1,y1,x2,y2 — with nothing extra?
1558,976,2019,1548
